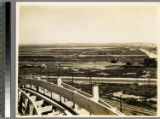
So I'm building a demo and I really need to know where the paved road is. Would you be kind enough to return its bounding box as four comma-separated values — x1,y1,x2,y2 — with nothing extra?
37,76,157,85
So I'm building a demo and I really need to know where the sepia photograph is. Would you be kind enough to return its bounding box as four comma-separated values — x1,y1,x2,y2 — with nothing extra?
16,2,159,117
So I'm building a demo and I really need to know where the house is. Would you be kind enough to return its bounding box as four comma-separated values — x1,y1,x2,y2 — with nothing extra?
40,64,47,69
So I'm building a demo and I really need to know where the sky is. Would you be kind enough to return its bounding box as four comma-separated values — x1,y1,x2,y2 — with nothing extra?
17,2,160,45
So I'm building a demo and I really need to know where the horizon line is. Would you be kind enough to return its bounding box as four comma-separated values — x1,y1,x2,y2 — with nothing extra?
19,42,156,45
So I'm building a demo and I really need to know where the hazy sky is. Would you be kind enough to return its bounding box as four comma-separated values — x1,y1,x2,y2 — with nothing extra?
17,2,160,44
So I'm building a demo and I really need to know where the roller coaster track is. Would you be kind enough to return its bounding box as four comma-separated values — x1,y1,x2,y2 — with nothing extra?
18,88,75,116
18,78,125,116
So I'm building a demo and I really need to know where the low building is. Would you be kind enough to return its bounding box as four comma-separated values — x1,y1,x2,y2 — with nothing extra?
40,64,47,68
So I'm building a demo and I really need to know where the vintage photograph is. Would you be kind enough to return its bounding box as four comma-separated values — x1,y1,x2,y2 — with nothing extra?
17,2,159,117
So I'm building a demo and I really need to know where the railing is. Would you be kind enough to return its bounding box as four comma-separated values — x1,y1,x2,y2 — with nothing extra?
19,78,124,115
62,82,124,115
62,82,92,98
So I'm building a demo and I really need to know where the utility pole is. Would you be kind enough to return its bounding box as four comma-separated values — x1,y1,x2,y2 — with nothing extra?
48,69,49,81
148,77,150,103
89,69,92,94
120,95,123,112
39,67,41,80
146,72,151,103
72,70,73,87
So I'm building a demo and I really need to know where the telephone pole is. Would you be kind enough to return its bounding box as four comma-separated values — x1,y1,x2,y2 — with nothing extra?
47,69,49,80
89,69,92,94
72,70,73,87
148,77,150,103
120,95,123,112
39,66,42,79
146,72,151,103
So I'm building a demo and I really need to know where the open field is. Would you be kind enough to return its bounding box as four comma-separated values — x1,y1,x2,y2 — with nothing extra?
19,44,157,78
18,43,157,116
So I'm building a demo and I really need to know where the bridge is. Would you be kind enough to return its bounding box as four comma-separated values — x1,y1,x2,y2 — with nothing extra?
18,77,125,117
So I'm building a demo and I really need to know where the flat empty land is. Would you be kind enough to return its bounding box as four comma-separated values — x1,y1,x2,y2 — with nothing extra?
18,43,157,116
